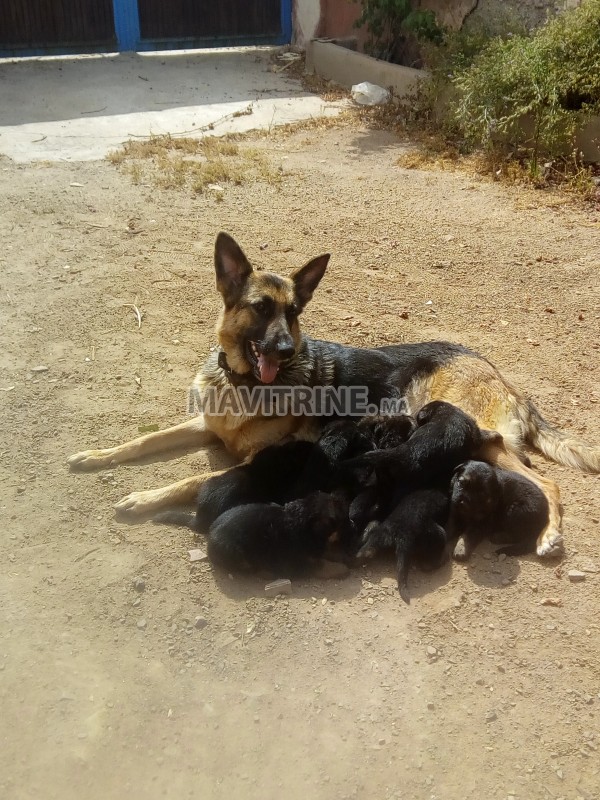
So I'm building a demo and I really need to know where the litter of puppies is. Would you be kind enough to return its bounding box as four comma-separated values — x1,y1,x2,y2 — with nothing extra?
154,400,551,603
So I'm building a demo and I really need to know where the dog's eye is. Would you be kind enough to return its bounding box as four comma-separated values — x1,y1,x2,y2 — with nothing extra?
251,298,273,317
286,303,299,321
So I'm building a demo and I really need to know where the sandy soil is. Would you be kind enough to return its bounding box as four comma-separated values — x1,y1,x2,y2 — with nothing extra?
1,123,599,800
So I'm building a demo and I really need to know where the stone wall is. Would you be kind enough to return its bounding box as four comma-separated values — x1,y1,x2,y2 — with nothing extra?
292,0,584,49
416,0,582,31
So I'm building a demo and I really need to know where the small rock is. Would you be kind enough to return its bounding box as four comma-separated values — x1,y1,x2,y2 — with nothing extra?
30,365,49,373
133,577,146,593
427,702,435,711
324,638,334,646
540,597,562,607
485,711,497,723
568,570,586,583
188,548,207,562
132,598,141,608
265,578,292,597
366,597,374,605
137,618,147,630
498,553,507,562
194,616,208,630
426,646,438,657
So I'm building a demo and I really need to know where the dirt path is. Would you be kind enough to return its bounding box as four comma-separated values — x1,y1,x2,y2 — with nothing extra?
1,124,599,800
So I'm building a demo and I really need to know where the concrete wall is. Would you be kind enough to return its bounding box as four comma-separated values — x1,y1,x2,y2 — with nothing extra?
306,39,427,95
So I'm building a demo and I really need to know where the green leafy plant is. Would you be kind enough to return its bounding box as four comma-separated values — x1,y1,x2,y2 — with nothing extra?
353,0,442,62
452,0,600,173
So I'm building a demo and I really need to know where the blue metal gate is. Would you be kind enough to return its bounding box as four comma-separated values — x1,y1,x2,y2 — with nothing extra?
0,0,292,57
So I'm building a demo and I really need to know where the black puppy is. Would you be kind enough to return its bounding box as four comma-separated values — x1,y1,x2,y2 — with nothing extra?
357,412,417,450
347,412,417,536
154,439,316,532
154,419,373,533
356,488,450,603
344,401,498,490
206,491,348,576
449,460,550,560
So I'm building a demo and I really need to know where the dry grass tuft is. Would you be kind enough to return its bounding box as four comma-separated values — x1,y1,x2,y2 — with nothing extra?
107,135,283,194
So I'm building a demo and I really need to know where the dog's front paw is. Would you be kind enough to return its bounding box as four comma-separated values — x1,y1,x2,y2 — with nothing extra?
67,448,117,472
536,528,564,558
115,490,163,519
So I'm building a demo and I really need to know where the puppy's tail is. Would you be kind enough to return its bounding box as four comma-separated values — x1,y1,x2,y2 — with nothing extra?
521,399,600,473
396,550,410,605
152,510,198,531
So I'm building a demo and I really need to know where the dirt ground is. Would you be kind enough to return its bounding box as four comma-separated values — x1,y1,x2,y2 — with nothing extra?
1,121,599,800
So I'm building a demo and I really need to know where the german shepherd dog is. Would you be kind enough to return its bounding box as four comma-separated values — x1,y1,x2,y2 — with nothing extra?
68,232,600,557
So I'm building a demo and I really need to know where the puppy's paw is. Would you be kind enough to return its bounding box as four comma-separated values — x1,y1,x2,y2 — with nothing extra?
536,529,564,558
67,448,117,471
355,544,376,561
452,536,470,562
360,520,379,545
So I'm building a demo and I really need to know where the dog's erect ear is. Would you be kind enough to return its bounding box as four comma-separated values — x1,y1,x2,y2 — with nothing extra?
215,232,253,306
291,254,330,309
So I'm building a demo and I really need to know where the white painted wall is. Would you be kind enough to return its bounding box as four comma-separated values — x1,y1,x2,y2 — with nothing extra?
294,0,321,47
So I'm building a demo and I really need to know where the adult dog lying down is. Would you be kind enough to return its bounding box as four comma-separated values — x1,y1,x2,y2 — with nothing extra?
67,232,600,557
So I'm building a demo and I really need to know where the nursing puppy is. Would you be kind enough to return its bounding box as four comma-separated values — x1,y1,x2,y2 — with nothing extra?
207,491,348,576
343,401,497,492
347,412,417,536
356,488,450,603
357,412,417,450
155,419,372,533
449,460,550,560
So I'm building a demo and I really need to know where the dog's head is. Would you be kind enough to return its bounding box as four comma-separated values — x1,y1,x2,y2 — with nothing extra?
214,232,329,383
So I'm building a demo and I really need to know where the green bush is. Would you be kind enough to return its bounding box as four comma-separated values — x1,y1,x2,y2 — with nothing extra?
353,0,443,62
452,0,600,171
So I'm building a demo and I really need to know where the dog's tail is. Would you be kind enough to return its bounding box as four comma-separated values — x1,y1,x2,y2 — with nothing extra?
152,510,198,531
520,398,600,473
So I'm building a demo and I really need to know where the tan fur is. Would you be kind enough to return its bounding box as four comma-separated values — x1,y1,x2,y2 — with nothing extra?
404,356,524,448
216,271,300,376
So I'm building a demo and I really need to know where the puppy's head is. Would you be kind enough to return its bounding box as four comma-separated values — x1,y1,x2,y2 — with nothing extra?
306,490,349,540
415,400,468,427
450,460,499,521
359,412,416,449
214,232,329,383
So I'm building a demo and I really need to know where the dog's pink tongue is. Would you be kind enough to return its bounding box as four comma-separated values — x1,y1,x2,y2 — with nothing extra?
257,354,279,384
